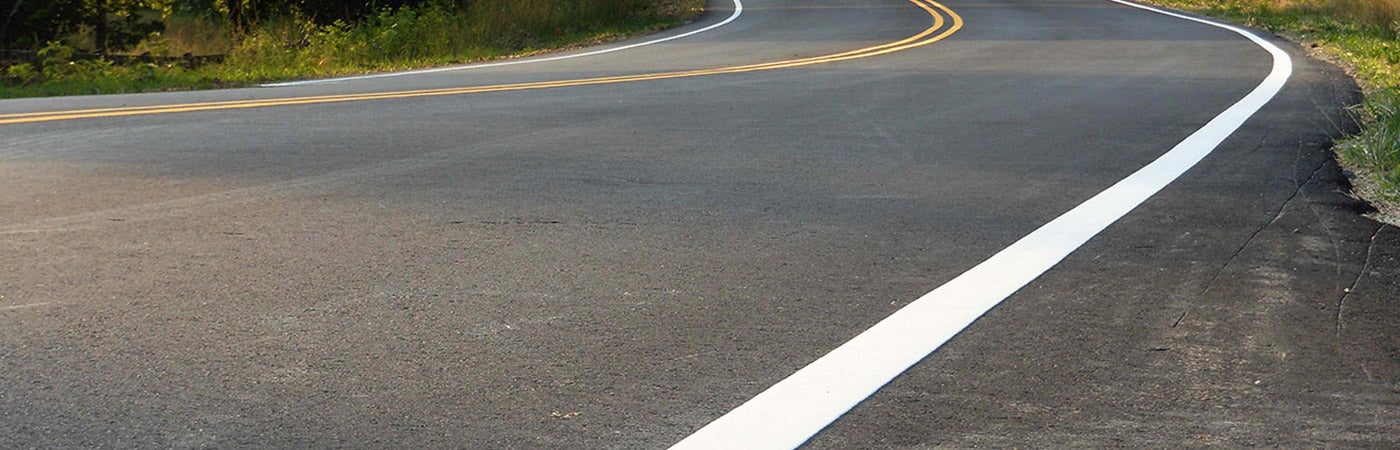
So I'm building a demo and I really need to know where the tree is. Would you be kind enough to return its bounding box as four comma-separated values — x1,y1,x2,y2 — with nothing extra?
88,0,165,53
1,0,438,51
0,0,163,53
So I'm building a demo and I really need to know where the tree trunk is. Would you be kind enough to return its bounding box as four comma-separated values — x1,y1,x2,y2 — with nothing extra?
1,0,26,47
94,0,110,55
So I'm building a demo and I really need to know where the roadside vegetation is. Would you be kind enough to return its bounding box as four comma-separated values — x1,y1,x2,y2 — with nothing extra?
0,0,703,97
1141,0,1400,214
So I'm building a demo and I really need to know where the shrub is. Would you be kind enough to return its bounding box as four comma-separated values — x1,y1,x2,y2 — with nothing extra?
4,63,41,85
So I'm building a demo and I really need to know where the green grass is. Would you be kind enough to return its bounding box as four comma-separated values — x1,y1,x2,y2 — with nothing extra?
0,64,221,97
1339,90,1400,200
1141,0,1400,204
0,0,704,98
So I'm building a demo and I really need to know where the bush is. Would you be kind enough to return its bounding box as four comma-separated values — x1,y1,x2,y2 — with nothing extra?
4,63,41,85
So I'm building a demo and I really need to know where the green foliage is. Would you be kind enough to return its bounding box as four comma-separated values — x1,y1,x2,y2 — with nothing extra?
205,0,697,83
0,0,703,96
34,41,116,83
38,40,76,66
1,0,166,52
1340,89,1400,198
466,0,658,47
0,38,208,96
214,17,312,78
3,62,39,84
296,0,437,26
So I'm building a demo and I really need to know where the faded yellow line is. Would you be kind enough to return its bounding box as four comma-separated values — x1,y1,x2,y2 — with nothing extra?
0,0,962,125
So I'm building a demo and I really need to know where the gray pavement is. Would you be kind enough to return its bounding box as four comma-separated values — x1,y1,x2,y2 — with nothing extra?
1,0,1396,447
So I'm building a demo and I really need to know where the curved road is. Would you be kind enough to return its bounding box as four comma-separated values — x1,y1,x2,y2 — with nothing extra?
2,0,1397,447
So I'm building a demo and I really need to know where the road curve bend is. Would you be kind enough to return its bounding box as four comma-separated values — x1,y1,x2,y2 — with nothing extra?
1,0,1395,448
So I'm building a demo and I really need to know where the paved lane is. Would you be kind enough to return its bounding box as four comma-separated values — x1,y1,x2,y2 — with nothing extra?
1,0,1395,447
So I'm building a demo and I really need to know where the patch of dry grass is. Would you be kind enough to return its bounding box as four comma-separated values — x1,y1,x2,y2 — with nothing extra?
1329,0,1400,30
134,15,237,57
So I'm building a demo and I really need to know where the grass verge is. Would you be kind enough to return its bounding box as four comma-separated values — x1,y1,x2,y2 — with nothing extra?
1138,0,1400,222
0,0,704,98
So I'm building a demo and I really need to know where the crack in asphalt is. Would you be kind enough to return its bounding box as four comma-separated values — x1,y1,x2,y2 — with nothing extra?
1238,126,1273,162
1336,223,1383,381
1172,147,1327,328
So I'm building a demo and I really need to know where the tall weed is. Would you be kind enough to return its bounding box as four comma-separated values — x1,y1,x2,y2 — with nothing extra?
1328,0,1400,34
132,15,236,57
1340,89,1400,198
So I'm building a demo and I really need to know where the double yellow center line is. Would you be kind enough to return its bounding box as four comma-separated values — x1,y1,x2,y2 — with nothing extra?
0,0,961,126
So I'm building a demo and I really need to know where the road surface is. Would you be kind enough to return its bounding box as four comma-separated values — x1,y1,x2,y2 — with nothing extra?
1,0,1396,447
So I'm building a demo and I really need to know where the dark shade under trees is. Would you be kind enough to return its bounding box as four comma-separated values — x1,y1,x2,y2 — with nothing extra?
0,0,445,52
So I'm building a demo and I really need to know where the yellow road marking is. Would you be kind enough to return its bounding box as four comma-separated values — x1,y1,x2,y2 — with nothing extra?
0,0,962,125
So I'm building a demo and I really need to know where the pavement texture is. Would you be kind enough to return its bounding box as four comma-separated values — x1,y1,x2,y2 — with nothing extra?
1,0,1396,448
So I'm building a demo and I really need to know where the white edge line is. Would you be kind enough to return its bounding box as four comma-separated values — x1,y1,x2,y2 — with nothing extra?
669,1,1293,449
260,0,744,87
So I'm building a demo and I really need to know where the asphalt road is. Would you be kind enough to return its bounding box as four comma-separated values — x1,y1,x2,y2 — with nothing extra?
2,0,1397,448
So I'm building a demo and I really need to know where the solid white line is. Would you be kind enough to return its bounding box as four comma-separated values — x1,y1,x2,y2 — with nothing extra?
670,1,1293,449
261,0,744,87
